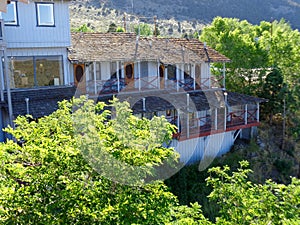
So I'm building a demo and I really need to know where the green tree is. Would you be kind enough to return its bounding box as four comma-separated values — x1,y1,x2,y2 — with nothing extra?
0,97,191,224
200,17,300,137
134,23,153,36
107,23,117,32
116,26,125,32
72,24,93,33
200,17,269,95
260,67,287,122
207,161,300,224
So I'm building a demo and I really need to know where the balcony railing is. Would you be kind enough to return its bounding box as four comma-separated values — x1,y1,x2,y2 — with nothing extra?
174,107,259,140
86,75,224,95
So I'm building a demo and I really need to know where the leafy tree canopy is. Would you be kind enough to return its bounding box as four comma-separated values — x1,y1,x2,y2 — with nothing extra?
0,97,299,224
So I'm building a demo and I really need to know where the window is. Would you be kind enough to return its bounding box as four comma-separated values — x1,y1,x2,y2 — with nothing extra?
8,56,64,89
167,65,177,80
36,3,54,26
3,1,18,26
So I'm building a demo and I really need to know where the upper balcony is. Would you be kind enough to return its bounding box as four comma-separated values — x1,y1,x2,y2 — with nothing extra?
69,32,230,95
83,74,224,96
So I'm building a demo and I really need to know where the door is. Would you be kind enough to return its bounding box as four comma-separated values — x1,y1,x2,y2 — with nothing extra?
125,63,134,89
74,64,86,94
159,64,165,89
195,64,201,89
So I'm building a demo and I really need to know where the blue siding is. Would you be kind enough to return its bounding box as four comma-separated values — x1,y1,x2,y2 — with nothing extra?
173,131,235,166
5,1,70,48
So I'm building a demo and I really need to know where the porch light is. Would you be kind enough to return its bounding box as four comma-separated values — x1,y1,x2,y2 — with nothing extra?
224,91,228,106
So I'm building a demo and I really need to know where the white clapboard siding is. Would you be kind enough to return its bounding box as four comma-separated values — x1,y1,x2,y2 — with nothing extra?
172,130,235,165
5,1,70,48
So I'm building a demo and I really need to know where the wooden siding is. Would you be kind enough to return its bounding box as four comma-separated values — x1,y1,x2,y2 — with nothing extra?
172,131,235,164
5,1,70,48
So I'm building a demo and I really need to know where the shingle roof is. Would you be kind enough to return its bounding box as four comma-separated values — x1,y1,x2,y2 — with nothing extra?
3,86,76,118
68,32,230,64
97,90,265,114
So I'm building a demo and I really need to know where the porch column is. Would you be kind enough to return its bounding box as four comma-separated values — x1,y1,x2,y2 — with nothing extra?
256,103,260,122
85,65,89,94
187,114,190,139
93,62,97,95
224,107,227,130
192,64,196,90
176,65,179,92
245,104,248,125
223,62,226,90
164,67,168,89
208,63,211,89
214,108,218,130
121,62,124,79
117,61,120,92
187,94,190,137
177,112,180,133
138,61,141,91
157,60,160,89
224,92,228,130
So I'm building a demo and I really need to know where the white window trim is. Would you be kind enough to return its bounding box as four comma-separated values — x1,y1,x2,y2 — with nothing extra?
36,2,55,27
3,1,18,26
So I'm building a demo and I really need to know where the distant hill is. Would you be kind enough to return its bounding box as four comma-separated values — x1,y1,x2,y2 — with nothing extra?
70,0,300,36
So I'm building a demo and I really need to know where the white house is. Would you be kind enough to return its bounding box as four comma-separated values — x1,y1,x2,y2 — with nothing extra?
0,1,265,164
0,0,75,141
68,32,265,164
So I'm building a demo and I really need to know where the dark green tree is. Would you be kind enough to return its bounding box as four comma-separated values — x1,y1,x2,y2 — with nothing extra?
107,23,117,32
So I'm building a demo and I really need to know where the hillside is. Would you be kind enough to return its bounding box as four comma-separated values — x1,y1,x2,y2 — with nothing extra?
70,0,300,36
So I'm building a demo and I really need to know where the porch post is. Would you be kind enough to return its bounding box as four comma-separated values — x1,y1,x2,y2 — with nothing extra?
245,104,248,125
223,62,226,90
224,107,227,131
177,111,180,132
215,108,218,130
256,103,259,122
121,61,124,80
157,60,160,89
93,62,97,95
117,61,120,92
224,92,228,130
176,64,179,92
164,66,168,89
138,61,141,91
192,64,196,90
187,94,190,138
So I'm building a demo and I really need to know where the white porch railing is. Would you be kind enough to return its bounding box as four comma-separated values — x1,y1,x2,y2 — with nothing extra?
86,75,224,95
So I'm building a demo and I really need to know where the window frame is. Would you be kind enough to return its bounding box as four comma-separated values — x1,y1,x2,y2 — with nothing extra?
8,55,64,89
3,1,19,26
35,2,55,27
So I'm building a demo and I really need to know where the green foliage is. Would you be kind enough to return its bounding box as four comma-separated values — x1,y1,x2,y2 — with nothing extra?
0,97,189,224
107,23,117,32
134,23,153,36
200,17,269,95
259,67,287,120
169,203,212,225
200,17,300,135
207,161,300,224
1,97,299,224
116,26,125,32
72,24,93,33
